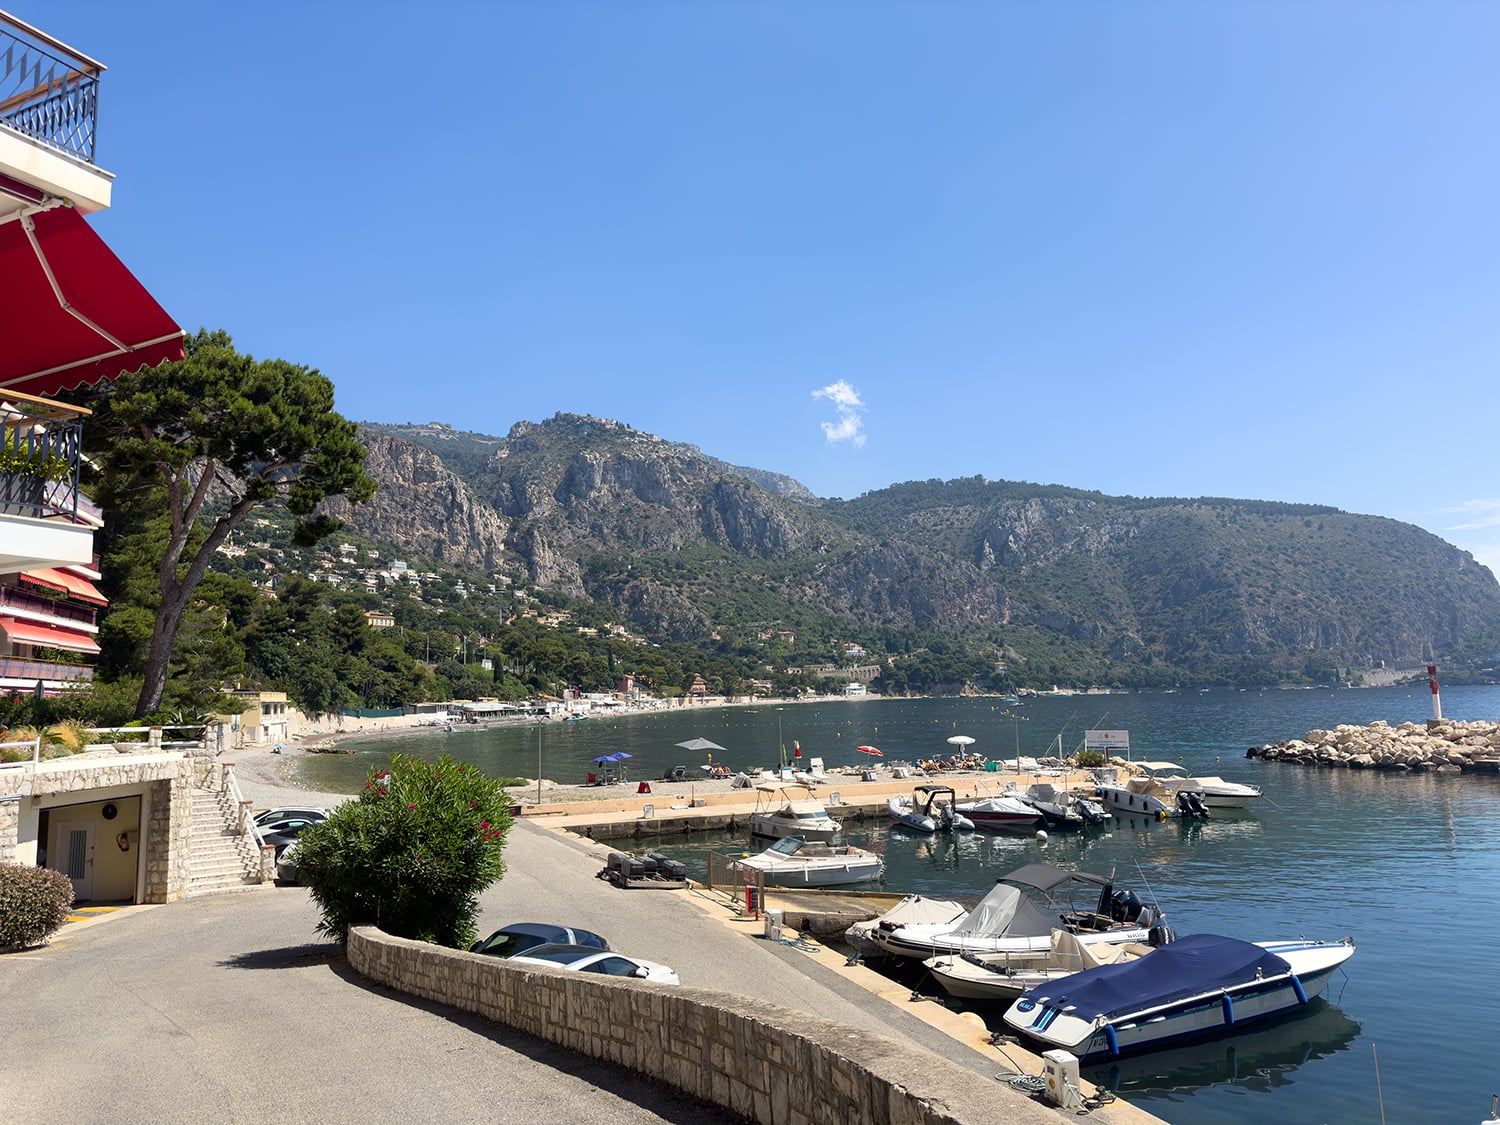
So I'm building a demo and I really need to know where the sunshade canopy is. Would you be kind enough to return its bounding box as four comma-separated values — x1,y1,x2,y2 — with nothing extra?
0,616,100,653
676,737,727,752
0,205,183,398
21,568,106,605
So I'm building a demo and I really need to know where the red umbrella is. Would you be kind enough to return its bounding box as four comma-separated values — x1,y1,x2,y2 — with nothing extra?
856,745,884,757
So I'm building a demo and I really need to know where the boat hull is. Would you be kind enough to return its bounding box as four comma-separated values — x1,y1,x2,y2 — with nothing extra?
748,813,842,842
1004,940,1354,1061
739,856,883,887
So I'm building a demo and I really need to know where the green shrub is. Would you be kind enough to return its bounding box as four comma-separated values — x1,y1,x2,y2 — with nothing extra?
295,753,512,948
0,863,74,950
1074,749,1107,768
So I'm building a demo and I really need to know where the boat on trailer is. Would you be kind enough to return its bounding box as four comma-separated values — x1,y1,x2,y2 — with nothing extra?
1002,932,1355,1061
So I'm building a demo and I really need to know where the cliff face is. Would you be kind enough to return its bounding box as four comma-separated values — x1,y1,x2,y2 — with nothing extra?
346,416,1500,676
322,430,507,570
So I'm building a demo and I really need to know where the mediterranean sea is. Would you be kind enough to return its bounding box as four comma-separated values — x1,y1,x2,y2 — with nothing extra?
296,684,1500,1125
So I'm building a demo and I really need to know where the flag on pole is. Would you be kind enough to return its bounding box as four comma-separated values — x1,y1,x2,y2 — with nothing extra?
793,740,802,759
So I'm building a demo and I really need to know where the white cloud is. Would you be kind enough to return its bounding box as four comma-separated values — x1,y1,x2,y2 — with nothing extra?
1441,498,1500,532
812,380,866,447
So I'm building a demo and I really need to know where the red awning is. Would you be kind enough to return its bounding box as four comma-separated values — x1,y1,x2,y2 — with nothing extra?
20,568,108,606
0,204,184,399
0,616,101,654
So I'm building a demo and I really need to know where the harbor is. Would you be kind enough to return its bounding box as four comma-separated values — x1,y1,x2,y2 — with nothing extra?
295,684,1500,1124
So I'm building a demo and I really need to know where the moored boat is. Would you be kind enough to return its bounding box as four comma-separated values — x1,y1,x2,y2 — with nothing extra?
748,782,842,842
888,784,975,833
734,835,883,887
1096,762,1211,819
924,927,1159,1003
955,791,1044,831
1181,773,1264,809
1002,933,1356,1061
869,863,1166,961
846,893,969,957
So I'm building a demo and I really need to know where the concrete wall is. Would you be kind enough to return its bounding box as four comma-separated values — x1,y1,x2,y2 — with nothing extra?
347,926,1044,1125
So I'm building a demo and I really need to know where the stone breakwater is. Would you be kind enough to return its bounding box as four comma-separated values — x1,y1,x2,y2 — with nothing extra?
1247,719,1500,772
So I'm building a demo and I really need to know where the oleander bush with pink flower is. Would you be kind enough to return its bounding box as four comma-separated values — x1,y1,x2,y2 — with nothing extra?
294,753,512,947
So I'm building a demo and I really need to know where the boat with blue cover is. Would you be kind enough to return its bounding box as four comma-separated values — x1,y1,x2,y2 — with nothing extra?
1002,932,1355,1061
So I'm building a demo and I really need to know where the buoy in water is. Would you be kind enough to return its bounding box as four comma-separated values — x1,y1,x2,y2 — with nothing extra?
1035,829,1048,842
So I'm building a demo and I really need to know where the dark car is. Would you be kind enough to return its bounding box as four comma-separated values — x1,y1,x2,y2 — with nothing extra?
253,806,329,827
470,922,610,958
258,818,322,859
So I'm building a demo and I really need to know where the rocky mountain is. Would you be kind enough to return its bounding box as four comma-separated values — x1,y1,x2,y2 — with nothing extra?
335,414,1500,684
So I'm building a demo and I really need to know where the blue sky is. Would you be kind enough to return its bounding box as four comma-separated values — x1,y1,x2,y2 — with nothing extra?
29,2,1500,574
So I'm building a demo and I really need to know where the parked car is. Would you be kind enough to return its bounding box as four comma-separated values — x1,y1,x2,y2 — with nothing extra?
470,922,610,958
257,818,322,857
275,841,305,883
253,806,329,827
507,942,680,984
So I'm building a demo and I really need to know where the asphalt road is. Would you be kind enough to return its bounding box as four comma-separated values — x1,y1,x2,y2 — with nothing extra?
0,817,1027,1125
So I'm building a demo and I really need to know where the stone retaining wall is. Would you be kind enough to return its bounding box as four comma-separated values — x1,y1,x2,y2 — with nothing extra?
347,926,1050,1125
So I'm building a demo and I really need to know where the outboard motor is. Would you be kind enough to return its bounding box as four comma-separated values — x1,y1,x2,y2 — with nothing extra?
1187,792,1210,818
1148,920,1177,947
1110,889,1142,924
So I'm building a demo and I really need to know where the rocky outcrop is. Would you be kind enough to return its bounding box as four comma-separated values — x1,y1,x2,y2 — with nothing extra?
1248,720,1500,772
323,431,507,569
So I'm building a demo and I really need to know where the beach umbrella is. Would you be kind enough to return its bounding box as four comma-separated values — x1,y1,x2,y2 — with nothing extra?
856,745,884,757
946,735,976,748
607,752,632,762
675,737,727,753
591,755,614,764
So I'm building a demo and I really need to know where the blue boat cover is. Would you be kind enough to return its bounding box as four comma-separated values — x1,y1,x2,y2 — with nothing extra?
1025,934,1292,1020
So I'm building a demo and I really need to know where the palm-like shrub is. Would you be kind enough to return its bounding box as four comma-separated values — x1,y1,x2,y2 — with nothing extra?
0,863,74,950
295,753,512,947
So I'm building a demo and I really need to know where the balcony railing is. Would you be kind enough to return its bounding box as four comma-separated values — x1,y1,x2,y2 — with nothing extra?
0,12,103,164
0,390,85,522
0,584,98,628
0,655,93,685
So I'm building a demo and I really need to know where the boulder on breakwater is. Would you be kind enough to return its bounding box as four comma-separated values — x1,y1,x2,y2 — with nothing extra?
1248,719,1500,773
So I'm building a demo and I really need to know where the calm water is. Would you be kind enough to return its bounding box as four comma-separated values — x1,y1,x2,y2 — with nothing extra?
297,687,1500,1124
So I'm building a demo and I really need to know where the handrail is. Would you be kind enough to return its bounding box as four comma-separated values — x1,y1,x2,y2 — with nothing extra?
0,735,43,767
222,763,269,869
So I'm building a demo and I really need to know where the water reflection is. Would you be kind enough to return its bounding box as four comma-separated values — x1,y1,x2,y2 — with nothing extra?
1083,1000,1362,1099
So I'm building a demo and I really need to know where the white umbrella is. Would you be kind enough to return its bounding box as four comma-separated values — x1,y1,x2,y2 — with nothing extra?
675,737,728,753
946,735,975,747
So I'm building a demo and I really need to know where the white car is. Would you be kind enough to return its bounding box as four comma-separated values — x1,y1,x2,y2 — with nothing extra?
507,942,680,984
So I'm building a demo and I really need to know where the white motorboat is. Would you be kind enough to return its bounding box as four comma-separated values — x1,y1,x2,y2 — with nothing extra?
845,893,969,958
1003,933,1355,1061
1182,773,1264,809
924,927,1159,1003
748,782,842,842
955,792,1043,831
888,784,975,833
1095,761,1210,819
869,863,1167,960
735,835,883,887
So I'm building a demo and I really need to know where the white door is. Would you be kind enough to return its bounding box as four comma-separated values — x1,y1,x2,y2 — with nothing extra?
56,820,95,901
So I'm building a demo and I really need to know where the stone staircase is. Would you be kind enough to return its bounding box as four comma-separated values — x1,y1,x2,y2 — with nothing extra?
188,785,262,895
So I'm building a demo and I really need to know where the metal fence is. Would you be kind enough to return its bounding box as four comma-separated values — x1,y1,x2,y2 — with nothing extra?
0,13,103,164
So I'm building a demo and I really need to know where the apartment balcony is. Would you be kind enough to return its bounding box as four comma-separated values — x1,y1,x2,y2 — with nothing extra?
0,10,111,219
0,582,99,630
0,390,93,573
0,654,94,691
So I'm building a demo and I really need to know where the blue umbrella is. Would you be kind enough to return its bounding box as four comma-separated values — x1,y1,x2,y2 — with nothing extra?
607,752,633,762
592,755,614,764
